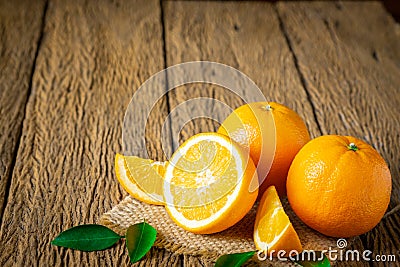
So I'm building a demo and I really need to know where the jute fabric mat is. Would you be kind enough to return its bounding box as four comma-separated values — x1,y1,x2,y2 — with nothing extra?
100,196,341,265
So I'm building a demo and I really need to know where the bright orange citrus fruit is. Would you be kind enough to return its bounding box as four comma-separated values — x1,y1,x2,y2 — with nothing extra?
218,102,310,196
163,132,258,234
287,135,392,237
254,186,302,256
115,153,166,205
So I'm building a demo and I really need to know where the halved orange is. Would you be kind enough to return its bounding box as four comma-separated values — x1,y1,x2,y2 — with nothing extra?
115,153,166,205
163,132,258,234
254,186,302,256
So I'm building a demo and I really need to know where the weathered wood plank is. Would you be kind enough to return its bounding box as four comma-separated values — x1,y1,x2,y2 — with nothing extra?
2,1,396,266
0,0,176,265
276,1,400,208
0,0,46,219
363,212,400,266
327,1,400,68
163,0,321,146
276,1,400,263
162,1,347,266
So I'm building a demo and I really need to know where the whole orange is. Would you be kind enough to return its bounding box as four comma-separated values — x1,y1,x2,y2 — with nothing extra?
287,135,392,237
218,102,310,196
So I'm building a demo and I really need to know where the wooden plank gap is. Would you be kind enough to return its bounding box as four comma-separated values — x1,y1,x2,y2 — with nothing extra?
160,0,176,153
0,0,49,225
273,4,323,135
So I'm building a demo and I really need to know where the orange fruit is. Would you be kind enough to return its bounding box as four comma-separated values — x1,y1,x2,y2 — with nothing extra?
218,102,310,196
163,132,258,234
287,135,392,237
254,186,302,256
115,153,166,205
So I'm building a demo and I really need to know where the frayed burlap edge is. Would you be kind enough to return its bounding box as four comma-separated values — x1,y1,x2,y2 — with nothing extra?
99,196,348,265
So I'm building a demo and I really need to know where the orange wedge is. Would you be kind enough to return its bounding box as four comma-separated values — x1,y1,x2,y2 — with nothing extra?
164,132,258,234
254,186,302,256
115,153,166,205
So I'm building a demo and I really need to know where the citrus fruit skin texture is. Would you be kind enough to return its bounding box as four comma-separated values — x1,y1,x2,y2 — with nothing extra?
218,102,310,196
164,133,258,234
254,186,302,256
287,135,392,238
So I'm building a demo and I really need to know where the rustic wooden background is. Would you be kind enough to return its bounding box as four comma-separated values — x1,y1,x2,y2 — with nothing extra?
0,0,399,266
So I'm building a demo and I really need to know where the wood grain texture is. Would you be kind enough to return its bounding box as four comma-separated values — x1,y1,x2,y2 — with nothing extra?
0,0,46,219
1,0,398,266
364,212,400,266
163,2,362,266
276,1,400,208
276,1,400,263
0,0,175,265
163,0,320,147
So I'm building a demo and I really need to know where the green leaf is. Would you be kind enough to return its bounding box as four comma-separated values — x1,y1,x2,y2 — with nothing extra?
51,224,122,251
295,251,331,267
214,251,256,267
125,222,157,263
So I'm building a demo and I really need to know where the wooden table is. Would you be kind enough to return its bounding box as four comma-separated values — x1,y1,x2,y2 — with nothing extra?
1,0,399,266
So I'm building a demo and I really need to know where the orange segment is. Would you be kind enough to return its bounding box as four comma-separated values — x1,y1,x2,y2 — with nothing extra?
254,186,302,256
164,132,258,234
115,153,166,205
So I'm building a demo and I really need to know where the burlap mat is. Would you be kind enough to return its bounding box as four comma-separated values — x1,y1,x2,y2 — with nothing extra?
100,196,345,266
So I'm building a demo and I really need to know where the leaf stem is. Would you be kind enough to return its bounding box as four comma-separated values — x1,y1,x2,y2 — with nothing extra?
264,104,273,111
348,143,358,152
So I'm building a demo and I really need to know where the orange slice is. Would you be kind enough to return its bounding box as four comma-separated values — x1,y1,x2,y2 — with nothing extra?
115,153,166,205
163,132,258,234
254,186,302,256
